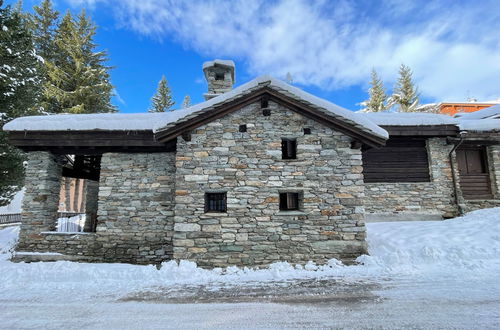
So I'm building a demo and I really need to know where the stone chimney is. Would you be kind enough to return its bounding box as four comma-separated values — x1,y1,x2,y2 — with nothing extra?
202,59,235,100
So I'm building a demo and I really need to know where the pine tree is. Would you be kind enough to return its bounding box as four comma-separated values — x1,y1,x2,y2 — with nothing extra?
29,0,58,63
149,75,174,112
0,1,43,206
182,94,190,108
361,69,386,112
389,64,419,112
43,10,115,114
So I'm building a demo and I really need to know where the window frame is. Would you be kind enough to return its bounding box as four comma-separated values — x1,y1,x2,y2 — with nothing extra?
281,138,297,160
279,192,300,211
204,192,227,213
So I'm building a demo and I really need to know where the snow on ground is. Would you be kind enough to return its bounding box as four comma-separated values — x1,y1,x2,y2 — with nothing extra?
0,188,24,214
0,208,499,329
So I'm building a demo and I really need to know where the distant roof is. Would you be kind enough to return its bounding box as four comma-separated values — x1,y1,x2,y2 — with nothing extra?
361,112,457,126
454,104,500,120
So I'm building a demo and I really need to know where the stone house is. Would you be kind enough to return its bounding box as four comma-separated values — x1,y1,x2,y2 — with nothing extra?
4,60,500,267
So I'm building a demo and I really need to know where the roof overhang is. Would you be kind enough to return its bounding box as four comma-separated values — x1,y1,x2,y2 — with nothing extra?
154,87,387,148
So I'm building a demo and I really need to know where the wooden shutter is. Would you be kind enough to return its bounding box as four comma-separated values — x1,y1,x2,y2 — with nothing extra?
281,139,297,159
362,137,431,183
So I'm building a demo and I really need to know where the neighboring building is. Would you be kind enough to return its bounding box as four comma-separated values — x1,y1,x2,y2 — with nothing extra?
438,99,500,116
3,60,500,267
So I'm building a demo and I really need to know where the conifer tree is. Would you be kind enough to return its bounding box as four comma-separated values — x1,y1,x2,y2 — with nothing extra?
0,0,43,205
389,64,419,112
149,75,174,112
29,0,58,63
182,94,190,108
361,69,386,112
43,10,115,114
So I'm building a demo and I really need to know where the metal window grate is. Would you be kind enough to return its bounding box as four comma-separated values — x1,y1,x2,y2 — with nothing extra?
205,192,227,212
279,193,300,211
281,138,297,159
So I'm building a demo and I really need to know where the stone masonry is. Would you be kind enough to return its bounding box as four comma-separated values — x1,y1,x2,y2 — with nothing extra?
364,138,457,220
14,152,176,264
173,100,367,267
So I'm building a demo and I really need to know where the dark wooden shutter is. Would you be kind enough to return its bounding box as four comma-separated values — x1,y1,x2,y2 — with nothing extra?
279,193,299,210
282,139,297,159
362,137,430,183
456,147,492,199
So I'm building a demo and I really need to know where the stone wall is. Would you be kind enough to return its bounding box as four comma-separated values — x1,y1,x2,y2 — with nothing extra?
173,100,367,267
364,138,458,220
16,152,62,251
14,152,176,264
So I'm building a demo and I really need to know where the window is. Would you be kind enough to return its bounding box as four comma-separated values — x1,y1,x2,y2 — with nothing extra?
239,124,247,132
362,137,430,183
205,192,227,212
261,98,269,109
281,138,297,159
279,192,300,211
215,72,224,81
303,128,311,135
263,109,271,116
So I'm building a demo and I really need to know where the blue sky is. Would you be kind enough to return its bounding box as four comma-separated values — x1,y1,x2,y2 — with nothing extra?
8,0,500,113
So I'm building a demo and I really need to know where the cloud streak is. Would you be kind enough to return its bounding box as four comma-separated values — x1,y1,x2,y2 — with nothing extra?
66,0,500,102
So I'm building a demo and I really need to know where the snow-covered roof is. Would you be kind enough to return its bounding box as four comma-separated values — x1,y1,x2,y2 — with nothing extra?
361,112,458,126
5,75,389,140
458,119,500,132
202,59,235,70
153,75,389,140
3,112,174,131
454,104,500,120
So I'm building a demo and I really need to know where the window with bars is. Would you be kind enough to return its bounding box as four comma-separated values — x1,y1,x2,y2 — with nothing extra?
281,138,297,159
279,192,300,211
205,192,227,212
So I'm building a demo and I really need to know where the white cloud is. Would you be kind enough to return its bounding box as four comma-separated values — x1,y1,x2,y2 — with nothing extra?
65,0,500,102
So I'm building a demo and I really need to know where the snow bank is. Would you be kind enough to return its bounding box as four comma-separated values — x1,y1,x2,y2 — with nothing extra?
3,76,388,140
202,59,235,70
0,188,24,214
362,112,458,126
0,208,499,301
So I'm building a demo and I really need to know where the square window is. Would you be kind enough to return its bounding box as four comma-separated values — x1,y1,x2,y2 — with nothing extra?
281,138,297,159
205,192,227,213
239,124,247,132
279,192,300,211
303,128,311,135
263,109,271,116
215,72,224,81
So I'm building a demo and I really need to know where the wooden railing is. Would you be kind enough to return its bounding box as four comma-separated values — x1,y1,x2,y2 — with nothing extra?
0,213,22,224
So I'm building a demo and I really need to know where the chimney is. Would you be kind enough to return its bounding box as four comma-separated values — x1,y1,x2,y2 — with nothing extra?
202,59,235,100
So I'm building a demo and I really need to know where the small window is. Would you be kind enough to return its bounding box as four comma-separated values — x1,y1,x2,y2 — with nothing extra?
303,128,311,135
281,138,297,159
205,192,227,213
239,124,247,132
215,72,224,81
261,98,269,109
263,109,271,116
279,192,300,211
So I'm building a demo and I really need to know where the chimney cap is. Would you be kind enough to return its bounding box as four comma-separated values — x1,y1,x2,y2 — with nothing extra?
202,59,235,81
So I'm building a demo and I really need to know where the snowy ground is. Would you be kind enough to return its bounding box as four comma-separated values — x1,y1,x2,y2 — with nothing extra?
1,208,499,329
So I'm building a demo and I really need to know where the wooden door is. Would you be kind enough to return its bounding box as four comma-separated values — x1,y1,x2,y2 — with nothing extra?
456,147,492,199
